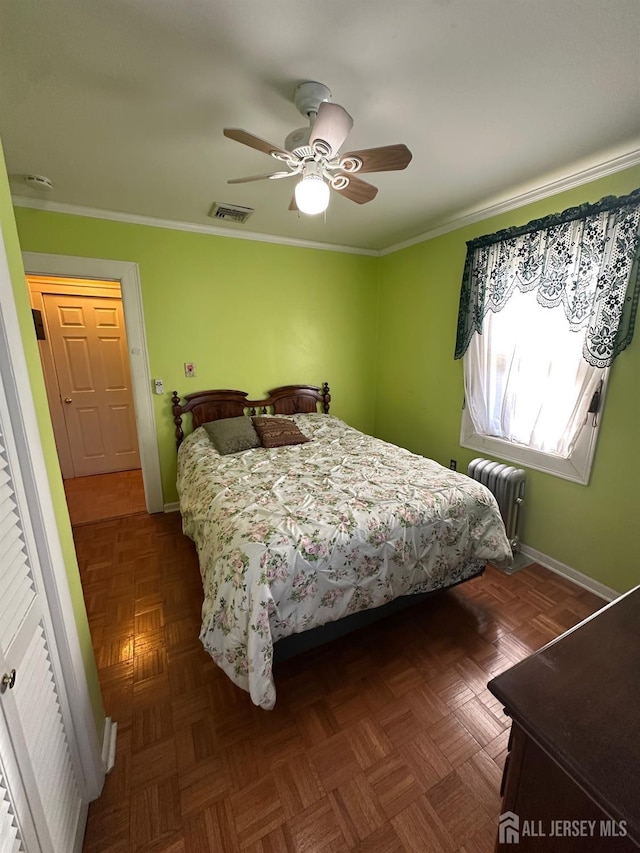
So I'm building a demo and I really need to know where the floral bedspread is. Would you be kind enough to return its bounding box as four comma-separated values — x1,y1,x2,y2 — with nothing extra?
177,414,512,709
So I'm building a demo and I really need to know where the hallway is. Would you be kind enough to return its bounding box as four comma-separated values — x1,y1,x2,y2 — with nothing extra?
64,469,146,526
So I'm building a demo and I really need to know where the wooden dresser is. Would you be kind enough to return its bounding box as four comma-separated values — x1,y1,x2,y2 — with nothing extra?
488,585,640,852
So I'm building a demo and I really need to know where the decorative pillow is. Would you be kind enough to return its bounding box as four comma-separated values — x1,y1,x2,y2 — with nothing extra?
252,416,310,448
202,416,261,455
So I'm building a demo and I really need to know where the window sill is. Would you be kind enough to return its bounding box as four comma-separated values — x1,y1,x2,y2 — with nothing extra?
460,408,602,486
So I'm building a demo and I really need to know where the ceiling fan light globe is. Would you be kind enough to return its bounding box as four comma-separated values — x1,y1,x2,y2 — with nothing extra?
294,175,330,215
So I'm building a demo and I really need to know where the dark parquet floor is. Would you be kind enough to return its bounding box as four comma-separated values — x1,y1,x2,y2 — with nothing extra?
76,511,604,852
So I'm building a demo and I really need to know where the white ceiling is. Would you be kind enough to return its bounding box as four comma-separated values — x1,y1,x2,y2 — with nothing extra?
1,0,639,252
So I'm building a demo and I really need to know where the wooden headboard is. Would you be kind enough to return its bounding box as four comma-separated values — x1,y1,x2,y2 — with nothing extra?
171,382,331,448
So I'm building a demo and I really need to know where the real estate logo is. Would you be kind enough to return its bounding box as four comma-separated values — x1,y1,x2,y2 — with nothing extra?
498,811,520,844
498,812,628,845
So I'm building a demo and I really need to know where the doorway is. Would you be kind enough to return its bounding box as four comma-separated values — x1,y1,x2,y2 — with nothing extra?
22,252,164,515
28,275,147,525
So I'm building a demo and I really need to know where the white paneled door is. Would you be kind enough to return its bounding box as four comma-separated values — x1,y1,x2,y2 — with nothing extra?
43,293,140,477
0,348,85,850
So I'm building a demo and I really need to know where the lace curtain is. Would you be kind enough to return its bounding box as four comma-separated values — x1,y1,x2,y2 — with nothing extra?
455,188,640,458
455,188,640,368
463,289,603,456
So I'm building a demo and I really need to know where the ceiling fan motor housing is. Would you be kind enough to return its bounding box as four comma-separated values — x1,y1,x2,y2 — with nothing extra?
293,81,331,118
284,127,311,154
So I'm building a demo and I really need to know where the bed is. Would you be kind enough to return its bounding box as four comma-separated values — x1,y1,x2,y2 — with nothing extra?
173,383,512,709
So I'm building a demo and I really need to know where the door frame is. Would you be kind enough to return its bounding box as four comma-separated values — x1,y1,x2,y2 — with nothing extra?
22,253,163,513
1,232,104,806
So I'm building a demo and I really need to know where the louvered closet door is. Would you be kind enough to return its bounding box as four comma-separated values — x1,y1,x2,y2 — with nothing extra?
0,706,38,852
0,769,24,853
0,360,83,852
0,770,23,853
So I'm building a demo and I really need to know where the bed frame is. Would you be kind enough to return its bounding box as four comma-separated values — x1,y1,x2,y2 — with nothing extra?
171,380,484,668
171,382,331,449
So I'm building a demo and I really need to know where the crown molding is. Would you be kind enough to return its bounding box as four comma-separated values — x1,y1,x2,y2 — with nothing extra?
380,145,640,256
12,144,640,258
11,196,380,257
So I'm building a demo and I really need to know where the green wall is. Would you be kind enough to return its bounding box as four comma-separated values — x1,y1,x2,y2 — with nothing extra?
376,165,640,593
13,209,379,504
12,163,640,609
0,144,105,733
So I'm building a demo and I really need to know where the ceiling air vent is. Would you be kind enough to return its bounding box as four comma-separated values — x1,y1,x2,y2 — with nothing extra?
208,202,254,224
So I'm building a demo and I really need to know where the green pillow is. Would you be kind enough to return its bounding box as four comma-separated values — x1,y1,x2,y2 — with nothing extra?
202,416,261,455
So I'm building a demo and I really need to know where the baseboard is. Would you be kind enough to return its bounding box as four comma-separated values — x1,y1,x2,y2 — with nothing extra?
520,544,618,602
163,502,180,513
101,717,118,773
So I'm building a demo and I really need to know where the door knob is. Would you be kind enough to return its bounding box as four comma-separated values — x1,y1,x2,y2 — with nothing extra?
64,397,73,404
1,669,16,692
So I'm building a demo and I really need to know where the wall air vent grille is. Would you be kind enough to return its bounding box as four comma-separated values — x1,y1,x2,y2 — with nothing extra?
208,202,254,224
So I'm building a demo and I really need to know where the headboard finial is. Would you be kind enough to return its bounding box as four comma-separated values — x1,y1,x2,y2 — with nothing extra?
172,391,185,449
322,382,331,414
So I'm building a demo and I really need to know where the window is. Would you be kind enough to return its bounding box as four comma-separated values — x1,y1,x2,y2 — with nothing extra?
455,189,640,485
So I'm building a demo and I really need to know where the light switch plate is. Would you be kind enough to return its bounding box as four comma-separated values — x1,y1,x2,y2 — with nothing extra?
154,379,164,395
184,362,196,378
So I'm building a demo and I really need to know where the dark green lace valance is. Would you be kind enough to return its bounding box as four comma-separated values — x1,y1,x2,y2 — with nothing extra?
454,187,640,368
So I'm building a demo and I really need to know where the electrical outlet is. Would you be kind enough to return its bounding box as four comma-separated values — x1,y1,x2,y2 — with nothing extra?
449,459,457,471
184,362,196,378
154,379,164,395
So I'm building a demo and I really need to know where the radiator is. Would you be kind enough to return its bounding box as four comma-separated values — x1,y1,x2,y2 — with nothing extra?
467,457,531,573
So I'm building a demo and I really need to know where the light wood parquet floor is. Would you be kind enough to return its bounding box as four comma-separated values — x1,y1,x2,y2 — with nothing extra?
64,468,146,526
76,512,605,852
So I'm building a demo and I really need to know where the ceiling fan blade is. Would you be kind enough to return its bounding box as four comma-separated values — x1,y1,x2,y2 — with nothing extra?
227,172,292,184
341,144,413,173
333,174,378,205
223,128,291,159
288,194,299,212
309,102,354,158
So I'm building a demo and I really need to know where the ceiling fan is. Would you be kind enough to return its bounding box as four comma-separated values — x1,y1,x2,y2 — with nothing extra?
223,81,413,215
